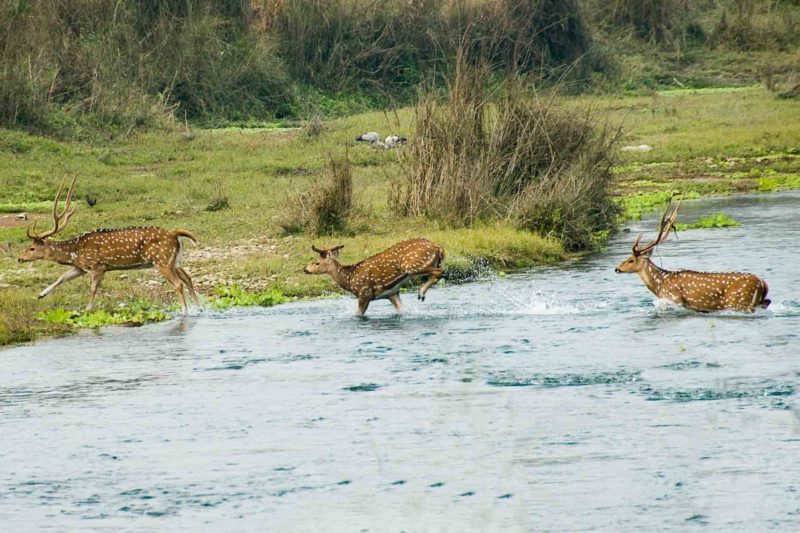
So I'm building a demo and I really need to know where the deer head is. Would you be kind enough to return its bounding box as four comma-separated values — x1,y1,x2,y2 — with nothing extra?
615,198,681,274
304,244,344,275
18,175,77,263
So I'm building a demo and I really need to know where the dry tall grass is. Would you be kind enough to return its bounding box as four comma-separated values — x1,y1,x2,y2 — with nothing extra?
394,54,619,249
279,155,356,235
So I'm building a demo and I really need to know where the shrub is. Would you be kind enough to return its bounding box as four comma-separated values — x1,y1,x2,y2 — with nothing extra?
279,154,356,235
206,180,230,212
394,55,620,249
0,0,295,135
587,0,697,48
709,0,800,51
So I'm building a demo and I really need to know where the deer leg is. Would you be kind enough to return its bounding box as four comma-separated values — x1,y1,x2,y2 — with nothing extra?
86,270,106,310
176,267,200,306
38,267,85,299
389,293,403,313
158,266,188,314
417,268,445,301
356,295,371,317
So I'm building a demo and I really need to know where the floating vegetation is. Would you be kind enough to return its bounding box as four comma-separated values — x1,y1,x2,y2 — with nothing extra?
675,212,740,230
207,285,287,310
38,300,169,328
619,191,700,220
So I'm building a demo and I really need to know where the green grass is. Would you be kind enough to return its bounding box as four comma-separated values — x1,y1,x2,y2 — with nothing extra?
2,87,800,346
757,174,800,192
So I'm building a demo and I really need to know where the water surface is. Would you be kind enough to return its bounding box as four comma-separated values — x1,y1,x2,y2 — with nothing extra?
1,192,799,531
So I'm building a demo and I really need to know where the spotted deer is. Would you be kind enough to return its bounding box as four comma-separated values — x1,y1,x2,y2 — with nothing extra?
304,238,445,316
17,176,200,313
615,199,770,312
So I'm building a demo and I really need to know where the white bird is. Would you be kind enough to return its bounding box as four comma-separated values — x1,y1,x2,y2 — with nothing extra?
356,132,380,143
384,135,407,147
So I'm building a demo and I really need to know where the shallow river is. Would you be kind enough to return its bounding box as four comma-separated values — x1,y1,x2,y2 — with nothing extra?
1,192,799,531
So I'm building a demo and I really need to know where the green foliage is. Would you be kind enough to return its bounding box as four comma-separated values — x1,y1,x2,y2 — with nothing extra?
37,300,170,328
675,211,740,230
207,285,287,310
757,174,800,192
619,191,700,220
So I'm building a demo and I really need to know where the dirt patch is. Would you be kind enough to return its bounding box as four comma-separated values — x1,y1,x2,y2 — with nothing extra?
0,215,40,229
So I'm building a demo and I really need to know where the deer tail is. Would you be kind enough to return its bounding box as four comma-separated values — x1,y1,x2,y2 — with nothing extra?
175,229,198,245
760,279,771,309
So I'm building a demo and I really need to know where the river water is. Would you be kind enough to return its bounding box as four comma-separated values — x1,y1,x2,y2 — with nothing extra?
1,192,798,531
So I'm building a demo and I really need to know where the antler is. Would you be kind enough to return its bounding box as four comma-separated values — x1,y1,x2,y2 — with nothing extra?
632,197,682,256
27,175,77,240
311,244,344,256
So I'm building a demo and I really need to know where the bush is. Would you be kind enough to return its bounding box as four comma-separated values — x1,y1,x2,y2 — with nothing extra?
279,154,356,235
587,0,698,48
394,55,620,249
0,0,295,135
269,0,598,96
709,0,800,51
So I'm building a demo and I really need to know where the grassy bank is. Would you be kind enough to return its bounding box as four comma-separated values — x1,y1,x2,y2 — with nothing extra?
2,87,800,345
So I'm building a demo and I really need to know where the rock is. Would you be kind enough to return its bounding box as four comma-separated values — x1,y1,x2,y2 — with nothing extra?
16,213,28,220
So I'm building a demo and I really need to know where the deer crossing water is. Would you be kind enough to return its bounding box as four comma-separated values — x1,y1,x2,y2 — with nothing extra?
1,192,798,531
303,238,445,316
615,199,769,312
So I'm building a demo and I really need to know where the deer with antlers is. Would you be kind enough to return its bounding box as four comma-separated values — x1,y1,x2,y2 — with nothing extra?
17,176,200,314
615,198,770,312
304,238,445,316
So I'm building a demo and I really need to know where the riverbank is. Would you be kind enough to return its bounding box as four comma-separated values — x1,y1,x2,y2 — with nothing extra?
2,87,800,346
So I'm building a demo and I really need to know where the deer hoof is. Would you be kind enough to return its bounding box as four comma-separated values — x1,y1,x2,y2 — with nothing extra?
418,292,425,301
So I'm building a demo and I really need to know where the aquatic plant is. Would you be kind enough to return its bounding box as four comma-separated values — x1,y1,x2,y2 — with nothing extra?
674,211,740,230
619,191,700,220
38,300,170,328
207,285,287,310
